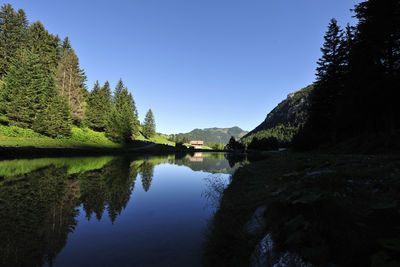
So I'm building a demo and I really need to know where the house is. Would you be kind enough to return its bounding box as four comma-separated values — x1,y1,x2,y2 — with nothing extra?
190,140,204,149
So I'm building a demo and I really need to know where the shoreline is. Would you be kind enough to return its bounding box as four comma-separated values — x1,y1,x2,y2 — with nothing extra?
0,145,227,160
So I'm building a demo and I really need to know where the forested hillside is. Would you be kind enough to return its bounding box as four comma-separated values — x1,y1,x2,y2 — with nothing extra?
241,85,313,147
0,4,147,145
170,127,248,145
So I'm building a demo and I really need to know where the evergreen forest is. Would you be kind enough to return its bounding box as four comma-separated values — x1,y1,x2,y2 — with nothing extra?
0,4,149,145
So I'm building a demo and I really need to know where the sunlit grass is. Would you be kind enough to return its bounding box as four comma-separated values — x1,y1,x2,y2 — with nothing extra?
0,125,118,148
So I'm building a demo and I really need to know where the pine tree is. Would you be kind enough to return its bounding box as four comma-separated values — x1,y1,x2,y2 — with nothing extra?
56,48,85,123
106,79,139,143
33,94,72,137
143,109,156,138
25,21,59,74
140,161,154,192
315,19,345,82
300,19,346,147
2,48,49,128
86,81,112,131
62,36,71,51
0,4,28,79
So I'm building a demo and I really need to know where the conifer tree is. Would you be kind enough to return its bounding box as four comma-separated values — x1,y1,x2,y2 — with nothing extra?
143,109,156,138
0,4,28,79
86,81,112,131
56,47,85,123
33,94,72,137
140,161,154,192
106,79,139,143
2,48,50,128
1,47,71,135
25,21,59,74
62,36,71,52
0,18,72,136
300,19,346,146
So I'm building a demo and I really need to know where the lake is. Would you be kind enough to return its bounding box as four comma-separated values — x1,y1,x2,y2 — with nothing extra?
0,152,242,266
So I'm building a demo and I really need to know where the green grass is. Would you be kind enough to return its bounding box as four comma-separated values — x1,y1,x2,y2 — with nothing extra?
0,125,118,148
0,124,214,151
135,130,175,146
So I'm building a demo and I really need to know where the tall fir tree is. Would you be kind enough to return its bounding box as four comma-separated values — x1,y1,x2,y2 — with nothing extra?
106,79,139,143
86,81,112,131
56,47,85,123
1,48,38,127
32,93,72,137
143,109,156,138
140,161,154,192
296,19,347,148
25,21,59,75
0,4,28,79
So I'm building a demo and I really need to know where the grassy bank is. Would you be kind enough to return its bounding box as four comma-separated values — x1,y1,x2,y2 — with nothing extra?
204,152,400,267
136,133,175,146
0,125,117,148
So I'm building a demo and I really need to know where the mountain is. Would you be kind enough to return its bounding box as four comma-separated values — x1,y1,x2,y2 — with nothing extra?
241,85,313,145
173,127,248,145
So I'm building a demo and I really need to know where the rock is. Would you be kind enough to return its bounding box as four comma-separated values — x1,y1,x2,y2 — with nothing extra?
250,233,313,267
249,233,277,267
244,205,267,235
273,251,313,267
305,169,334,177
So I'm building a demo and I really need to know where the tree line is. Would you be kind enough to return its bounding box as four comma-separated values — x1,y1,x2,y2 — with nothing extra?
294,0,400,151
0,4,156,144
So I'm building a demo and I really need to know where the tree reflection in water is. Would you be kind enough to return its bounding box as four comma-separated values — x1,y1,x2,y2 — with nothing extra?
0,156,138,266
0,153,241,266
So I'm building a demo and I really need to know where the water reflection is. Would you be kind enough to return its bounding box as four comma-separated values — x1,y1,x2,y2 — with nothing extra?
0,153,241,266
190,152,203,162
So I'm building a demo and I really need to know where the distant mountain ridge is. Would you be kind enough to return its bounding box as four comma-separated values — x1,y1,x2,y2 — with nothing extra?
174,127,248,144
242,85,313,144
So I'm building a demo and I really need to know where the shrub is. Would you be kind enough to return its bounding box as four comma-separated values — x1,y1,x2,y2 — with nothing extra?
0,125,48,138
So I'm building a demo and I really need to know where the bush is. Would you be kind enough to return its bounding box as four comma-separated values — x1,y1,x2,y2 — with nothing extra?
0,125,48,138
0,114,9,125
60,127,114,145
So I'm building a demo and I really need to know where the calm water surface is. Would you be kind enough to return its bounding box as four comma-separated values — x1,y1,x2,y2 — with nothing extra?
0,152,241,266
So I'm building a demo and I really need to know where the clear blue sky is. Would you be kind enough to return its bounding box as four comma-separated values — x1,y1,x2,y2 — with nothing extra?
8,0,361,134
